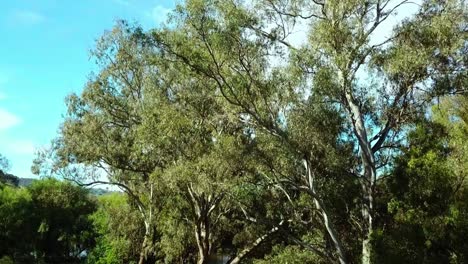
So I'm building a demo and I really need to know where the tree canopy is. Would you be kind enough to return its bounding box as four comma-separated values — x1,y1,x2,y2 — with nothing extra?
19,0,468,263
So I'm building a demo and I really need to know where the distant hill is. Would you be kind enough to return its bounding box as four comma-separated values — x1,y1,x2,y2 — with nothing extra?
89,187,112,196
0,170,20,186
1,172,111,196
18,178,36,187
0,169,39,187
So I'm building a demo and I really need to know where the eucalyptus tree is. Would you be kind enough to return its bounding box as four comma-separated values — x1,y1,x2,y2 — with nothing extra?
35,19,286,264
33,21,167,264
141,46,296,263
433,95,468,184
147,63,267,263
150,0,467,263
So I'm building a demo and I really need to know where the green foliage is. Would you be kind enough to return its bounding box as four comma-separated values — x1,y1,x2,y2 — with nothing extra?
0,155,18,187
374,118,468,263
29,0,468,263
0,256,13,264
0,171,19,187
0,178,97,263
87,193,142,264
0,185,33,262
0,154,10,172
253,245,322,264
28,178,97,263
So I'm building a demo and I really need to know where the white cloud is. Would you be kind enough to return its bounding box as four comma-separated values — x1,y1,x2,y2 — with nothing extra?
0,109,21,131
11,10,45,25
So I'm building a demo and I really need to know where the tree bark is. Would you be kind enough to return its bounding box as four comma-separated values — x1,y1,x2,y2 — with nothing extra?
303,159,347,264
195,217,211,264
227,220,285,264
138,226,151,264
187,187,223,264
343,86,376,264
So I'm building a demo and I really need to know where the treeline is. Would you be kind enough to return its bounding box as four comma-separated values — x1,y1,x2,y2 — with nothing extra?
0,178,96,263
0,175,145,264
2,112,467,264
2,0,467,263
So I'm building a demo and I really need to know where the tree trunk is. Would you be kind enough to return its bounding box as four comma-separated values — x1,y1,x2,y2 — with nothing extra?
195,218,211,264
343,86,376,264
362,234,371,264
315,197,347,264
187,187,222,264
138,222,152,264
227,220,284,264
303,159,347,264
360,169,374,264
138,235,148,264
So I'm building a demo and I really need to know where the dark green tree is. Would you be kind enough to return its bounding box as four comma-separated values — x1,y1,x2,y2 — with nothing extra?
0,155,18,187
0,178,97,263
374,118,468,263
28,178,97,263
0,186,34,262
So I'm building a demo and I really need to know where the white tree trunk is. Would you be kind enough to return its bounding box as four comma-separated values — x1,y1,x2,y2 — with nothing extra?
228,220,284,264
344,88,376,264
138,222,151,264
303,159,347,264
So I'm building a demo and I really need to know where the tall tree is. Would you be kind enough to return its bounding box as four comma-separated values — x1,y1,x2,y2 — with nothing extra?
33,21,164,264
151,0,467,263
35,20,282,263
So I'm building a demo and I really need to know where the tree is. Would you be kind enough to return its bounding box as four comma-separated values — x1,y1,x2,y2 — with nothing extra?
433,95,468,187
0,155,18,187
28,178,97,263
0,186,34,262
38,19,300,264
0,154,10,172
87,193,143,264
150,0,467,263
373,117,468,263
0,178,97,263
33,21,166,264
33,1,467,263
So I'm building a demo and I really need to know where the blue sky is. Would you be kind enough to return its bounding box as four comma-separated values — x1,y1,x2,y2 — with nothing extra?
0,0,175,178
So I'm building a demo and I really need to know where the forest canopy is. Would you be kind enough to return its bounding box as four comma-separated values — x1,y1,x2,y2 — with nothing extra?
1,0,467,263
